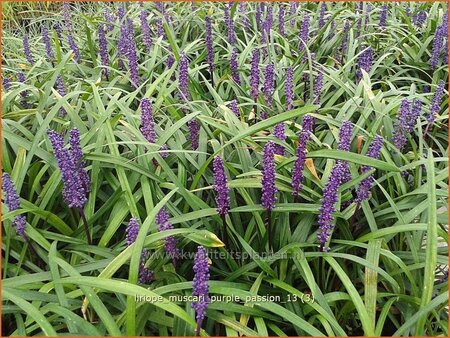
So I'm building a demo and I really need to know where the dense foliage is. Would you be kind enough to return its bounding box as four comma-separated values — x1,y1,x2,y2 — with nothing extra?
1,1,449,336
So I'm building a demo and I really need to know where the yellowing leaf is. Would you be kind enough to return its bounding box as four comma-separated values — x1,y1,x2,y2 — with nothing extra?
305,158,319,180
357,135,363,154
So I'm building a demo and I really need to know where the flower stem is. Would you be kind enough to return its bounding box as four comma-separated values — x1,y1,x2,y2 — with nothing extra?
267,210,272,252
221,215,228,248
78,208,92,245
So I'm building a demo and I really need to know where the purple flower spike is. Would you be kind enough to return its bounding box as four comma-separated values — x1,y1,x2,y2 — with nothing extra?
250,49,260,101
240,2,250,30
47,129,87,209
188,119,200,150
127,35,140,88
263,64,275,106
67,34,80,63
213,156,231,217
69,128,90,194
42,27,54,60
319,3,327,29
337,121,353,184
393,99,413,150
126,217,139,246
2,173,27,238
429,10,448,70
356,135,383,203
140,8,152,51
157,18,165,38
285,67,294,110
104,7,115,31
205,16,214,74
23,34,34,64
379,4,388,28
273,123,286,156
298,14,310,51
412,11,427,28
54,23,63,42
261,141,277,211
278,5,285,37
260,111,269,120
63,2,73,31
140,98,156,143
192,246,210,336
3,77,11,91
290,2,298,27
313,67,324,105
157,207,179,266
160,144,169,158
292,126,311,197
339,20,350,54
179,53,190,101
357,46,373,81
230,48,241,85
98,24,109,79
427,80,445,123
229,99,240,117
317,161,345,251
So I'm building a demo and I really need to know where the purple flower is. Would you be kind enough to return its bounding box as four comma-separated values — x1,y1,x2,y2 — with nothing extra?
356,135,383,203
357,46,373,81
261,141,277,211
47,129,87,209
188,119,200,150
69,128,90,194
337,121,353,184
98,24,109,79
412,10,427,27
213,156,231,217
125,218,154,284
263,64,275,106
290,2,298,27
140,98,156,143
278,5,285,37
393,99,413,150
240,2,250,30
54,23,63,42
379,4,388,28
285,66,294,110
157,18,165,38
205,16,214,74
67,34,80,63
104,7,115,31
298,14,310,51
292,126,311,197
228,16,237,45
250,49,260,101
156,208,179,265
256,3,262,30
313,66,324,105
427,80,445,123
126,27,140,88
3,77,11,91
192,246,210,336
328,20,336,41
42,27,54,60
319,2,327,29
23,34,34,64
429,9,448,70
230,48,241,85
260,111,269,120
273,123,286,156
179,53,190,101
63,2,73,31
317,161,345,251
160,144,169,158
2,173,27,238
339,20,350,54
229,99,239,117
303,114,315,134
140,8,152,51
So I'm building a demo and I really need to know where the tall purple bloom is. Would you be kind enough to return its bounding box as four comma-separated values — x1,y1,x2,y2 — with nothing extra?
298,14,310,51
230,48,241,85
427,80,445,123
393,99,413,150
125,217,154,284
157,18,165,38
285,66,294,110
213,156,231,217
290,2,298,27
250,49,260,101
229,99,240,117
23,34,34,64
63,2,73,31
98,23,109,79
2,173,27,238
67,34,80,63
357,46,373,81
42,27,54,60
261,141,277,211
3,77,11,91
188,119,200,150
54,23,63,42
339,20,350,54
263,64,275,106
273,123,286,156
278,5,285,37
205,16,214,74
17,72,29,108
140,98,156,143
292,125,311,198
318,2,327,29
240,1,250,30
179,53,190,101
313,67,324,105
356,135,383,203
104,6,115,31
412,10,427,27
140,8,152,51
317,161,345,251
256,3,262,30
127,39,140,88
156,208,179,266
379,4,388,28
192,246,210,336
430,10,448,70
47,129,87,209
69,128,90,194
337,120,353,184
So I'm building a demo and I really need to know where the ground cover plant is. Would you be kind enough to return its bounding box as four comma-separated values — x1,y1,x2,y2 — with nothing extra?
1,1,449,336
